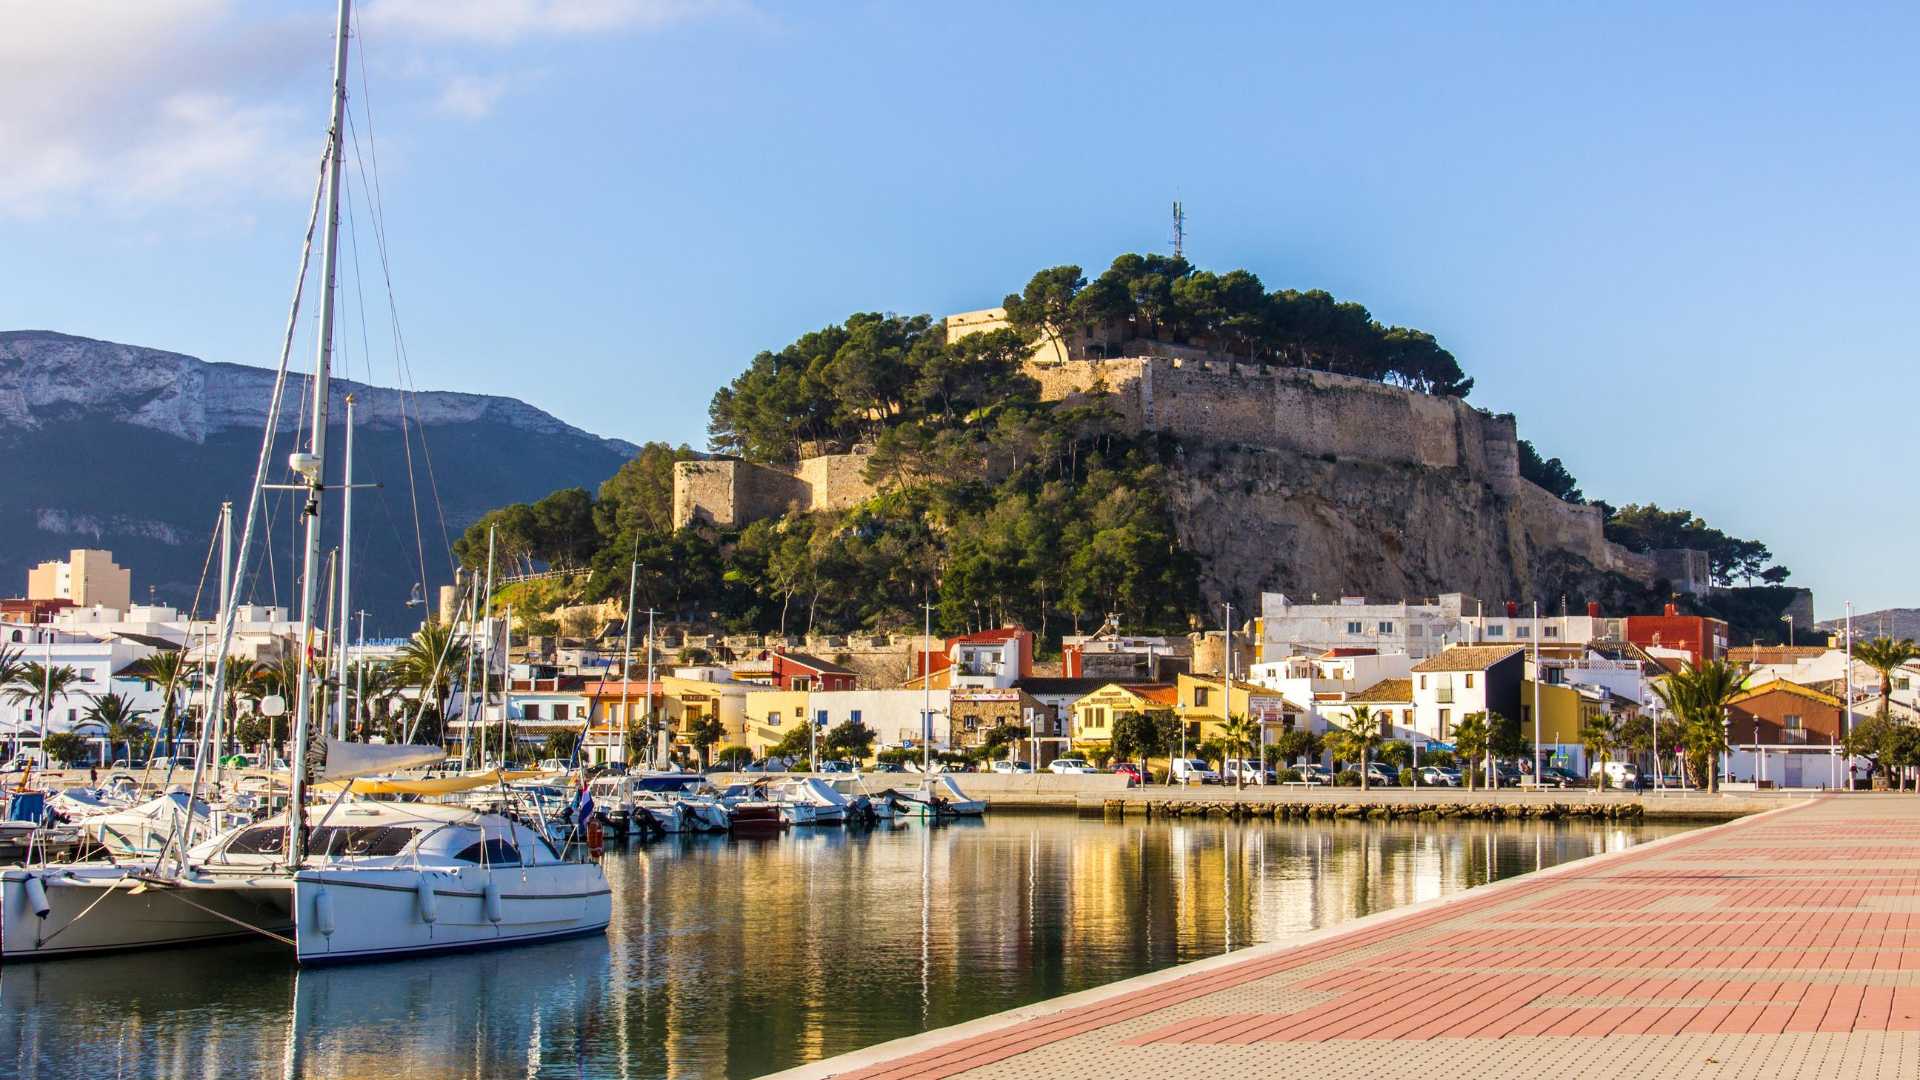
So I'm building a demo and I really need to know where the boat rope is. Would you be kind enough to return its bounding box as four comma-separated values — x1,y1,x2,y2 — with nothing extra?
32,873,138,947
175,134,332,878
135,877,297,948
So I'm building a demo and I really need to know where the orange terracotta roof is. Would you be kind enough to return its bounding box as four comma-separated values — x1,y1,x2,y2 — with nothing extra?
1410,645,1526,672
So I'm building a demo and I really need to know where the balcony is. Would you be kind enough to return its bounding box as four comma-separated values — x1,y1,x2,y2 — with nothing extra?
1435,688,1454,704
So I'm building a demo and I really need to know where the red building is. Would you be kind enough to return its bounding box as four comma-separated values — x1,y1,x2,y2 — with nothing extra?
768,650,857,692
1623,604,1729,668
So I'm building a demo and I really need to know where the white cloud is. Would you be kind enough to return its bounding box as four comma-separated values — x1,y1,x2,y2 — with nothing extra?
436,73,515,119
364,0,742,44
0,1,320,217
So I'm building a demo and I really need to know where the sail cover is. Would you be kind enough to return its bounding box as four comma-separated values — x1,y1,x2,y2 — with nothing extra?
318,740,447,781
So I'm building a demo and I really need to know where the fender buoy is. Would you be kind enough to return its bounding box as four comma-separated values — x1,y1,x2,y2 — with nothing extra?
416,877,439,924
311,885,335,937
22,874,50,919
483,878,503,924
586,816,604,859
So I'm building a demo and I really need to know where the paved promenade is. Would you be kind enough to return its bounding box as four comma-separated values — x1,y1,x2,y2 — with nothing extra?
780,795,1920,1079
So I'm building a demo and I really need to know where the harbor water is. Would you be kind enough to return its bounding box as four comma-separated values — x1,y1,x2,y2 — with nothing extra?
0,813,1690,1078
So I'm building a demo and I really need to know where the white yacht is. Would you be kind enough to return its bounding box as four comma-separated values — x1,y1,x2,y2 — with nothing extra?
2,785,610,964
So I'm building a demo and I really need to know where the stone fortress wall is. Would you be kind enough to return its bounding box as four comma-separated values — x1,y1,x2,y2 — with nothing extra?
670,307,1665,595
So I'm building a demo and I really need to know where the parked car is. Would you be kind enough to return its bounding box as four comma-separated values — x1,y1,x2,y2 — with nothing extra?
868,761,907,774
991,759,1034,774
1529,766,1580,789
1171,758,1221,784
1048,758,1100,775
1417,765,1461,787
1112,762,1144,786
816,760,854,774
1357,762,1398,786
1601,761,1640,788
1221,758,1278,784
1289,764,1332,785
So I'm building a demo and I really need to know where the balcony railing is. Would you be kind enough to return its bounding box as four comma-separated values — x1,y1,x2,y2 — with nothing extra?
1435,688,1454,704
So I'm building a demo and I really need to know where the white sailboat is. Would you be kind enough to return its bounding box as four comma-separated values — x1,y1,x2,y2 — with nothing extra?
0,0,611,965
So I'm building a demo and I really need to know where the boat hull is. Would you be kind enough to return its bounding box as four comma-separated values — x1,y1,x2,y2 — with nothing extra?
291,864,612,965
1,867,293,960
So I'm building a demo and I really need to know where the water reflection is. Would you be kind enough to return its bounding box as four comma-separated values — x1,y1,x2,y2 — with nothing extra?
0,815,1685,1079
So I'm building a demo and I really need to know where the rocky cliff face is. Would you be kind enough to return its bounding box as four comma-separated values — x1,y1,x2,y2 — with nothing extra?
1168,443,1656,615
0,331,636,632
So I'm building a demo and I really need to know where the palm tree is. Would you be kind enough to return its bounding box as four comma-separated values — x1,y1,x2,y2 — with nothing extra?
1854,636,1919,724
397,621,468,737
83,692,152,764
5,662,83,743
129,650,192,756
1649,659,1747,793
1579,711,1619,790
1220,712,1259,790
1333,706,1386,790
1452,711,1490,793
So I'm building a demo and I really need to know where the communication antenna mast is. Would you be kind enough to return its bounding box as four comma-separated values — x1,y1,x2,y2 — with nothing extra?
1171,200,1186,259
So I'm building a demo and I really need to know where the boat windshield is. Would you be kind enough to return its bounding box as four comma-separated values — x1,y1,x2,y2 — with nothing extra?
224,823,422,858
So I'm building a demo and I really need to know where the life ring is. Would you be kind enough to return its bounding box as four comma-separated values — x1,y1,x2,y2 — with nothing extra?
586,816,605,859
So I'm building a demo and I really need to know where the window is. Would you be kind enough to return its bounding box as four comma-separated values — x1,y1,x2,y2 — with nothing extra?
1438,709,1451,735
1418,675,1427,689
963,715,980,732
850,710,862,725
1194,687,1211,707
1487,626,1505,638
1378,621,1394,634
452,838,523,866
1346,621,1363,635
768,712,782,727
814,709,829,728
1898,677,1912,692
1784,714,1806,744
523,704,542,720
1516,626,1530,638
1544,626,1559,638
1410,625,1425,636
1464,673,1475,689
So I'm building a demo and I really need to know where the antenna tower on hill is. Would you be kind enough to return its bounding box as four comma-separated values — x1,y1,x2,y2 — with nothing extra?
1171,200,1186,259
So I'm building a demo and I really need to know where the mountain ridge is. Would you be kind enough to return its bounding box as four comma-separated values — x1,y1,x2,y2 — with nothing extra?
0,330,637,633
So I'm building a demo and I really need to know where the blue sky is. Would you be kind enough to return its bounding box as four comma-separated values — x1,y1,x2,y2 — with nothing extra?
2,1,1913,621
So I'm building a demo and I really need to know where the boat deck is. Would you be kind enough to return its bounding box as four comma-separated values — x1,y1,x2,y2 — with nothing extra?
778,794,1920,1079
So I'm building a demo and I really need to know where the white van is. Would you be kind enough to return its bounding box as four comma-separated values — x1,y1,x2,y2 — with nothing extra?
1601,761,1639,787
1172,758,1220,784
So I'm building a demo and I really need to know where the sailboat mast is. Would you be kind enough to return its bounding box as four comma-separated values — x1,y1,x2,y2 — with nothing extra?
288,0,352,869
336,395,355,740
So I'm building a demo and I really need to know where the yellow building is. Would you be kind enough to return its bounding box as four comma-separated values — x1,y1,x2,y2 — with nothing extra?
1174,673,1306,745
1069,683,1177,748
1521,679,1640,772
27,548,132,611
742,690,811,754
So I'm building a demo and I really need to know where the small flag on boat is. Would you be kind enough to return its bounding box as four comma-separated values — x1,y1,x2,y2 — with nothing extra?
573,785,594,824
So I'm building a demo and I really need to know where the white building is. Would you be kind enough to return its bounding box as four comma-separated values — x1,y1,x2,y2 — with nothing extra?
1409,645,1527,741
807,689,955,750
1258,594,1475,661
0,622,178,753
1247,649,1413,735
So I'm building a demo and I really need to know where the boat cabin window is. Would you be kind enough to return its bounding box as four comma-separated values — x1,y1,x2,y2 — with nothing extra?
224,824,420,857
226,825,289,855
308,825,420,857
452,837,522,866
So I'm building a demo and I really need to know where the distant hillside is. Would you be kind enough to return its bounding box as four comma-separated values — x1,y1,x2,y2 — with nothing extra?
0,331,635,634
1818,608,1920,641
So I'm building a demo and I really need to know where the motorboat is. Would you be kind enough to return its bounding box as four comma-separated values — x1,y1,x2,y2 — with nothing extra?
893,776,987,818
716,783,788,831
773,778,851,825
75,792,244,861
2,797,612,964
